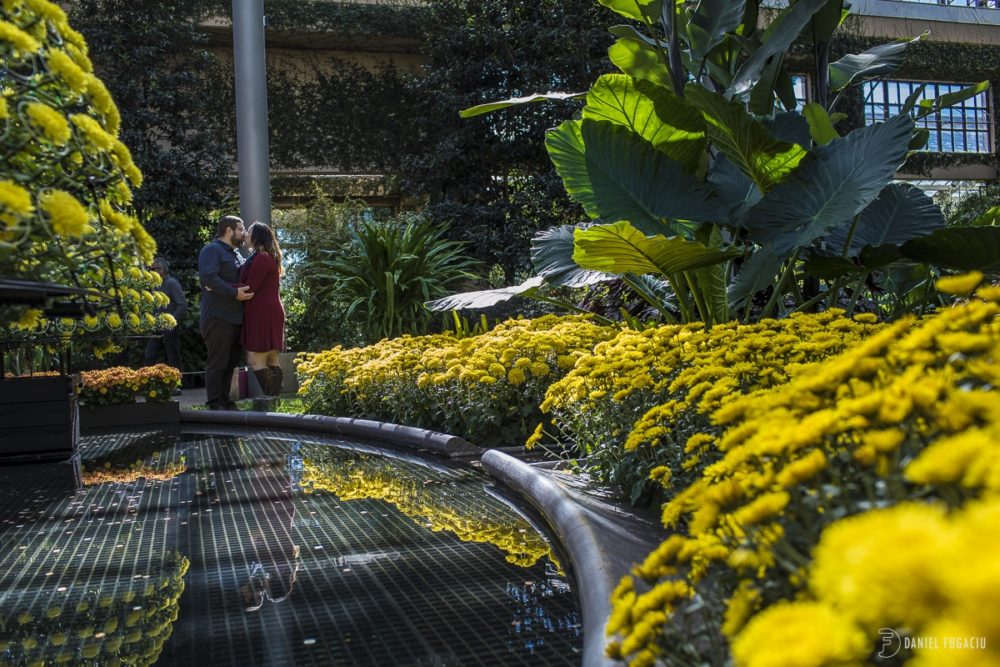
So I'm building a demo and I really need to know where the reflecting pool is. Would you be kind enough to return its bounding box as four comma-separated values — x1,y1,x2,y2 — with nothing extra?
0,429,581,666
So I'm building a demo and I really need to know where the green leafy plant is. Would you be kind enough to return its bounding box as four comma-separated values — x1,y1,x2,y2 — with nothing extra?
439,0,998,324
308,215,479,343
273,191,367,351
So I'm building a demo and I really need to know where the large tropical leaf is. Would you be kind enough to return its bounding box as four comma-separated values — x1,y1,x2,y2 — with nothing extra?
749,53,787,116
970,205,1000,227
826,183,945,256
688,0,746,63
746,114,914,254
545,119,727,233
916,80,990,119
583,75,706,171
598,0,662,21
740,0,759,35
802,102,839,145
727,0,830,96
425,277,545,312
807,0,846,45
763,111,811,148
901,227,1000,271
531,224,615,288
573,220,739,276
707,155,761,226
775,68,798,111
609,37,674,91
686,86,806,191
828,34,925,93
610,24,697,76
459,92,586,119
803,251,860,280
727,245,783,309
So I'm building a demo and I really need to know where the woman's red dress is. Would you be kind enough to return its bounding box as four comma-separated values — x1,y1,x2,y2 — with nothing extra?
239,251,285,352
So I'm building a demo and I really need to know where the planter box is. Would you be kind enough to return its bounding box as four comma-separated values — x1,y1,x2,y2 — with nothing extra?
0,375,79,462
80,400,180,431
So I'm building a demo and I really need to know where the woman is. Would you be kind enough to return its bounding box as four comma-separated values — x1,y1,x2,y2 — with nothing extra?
239,221,286,398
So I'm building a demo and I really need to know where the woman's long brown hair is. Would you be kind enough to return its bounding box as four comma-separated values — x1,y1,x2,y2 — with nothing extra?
247,221,284,277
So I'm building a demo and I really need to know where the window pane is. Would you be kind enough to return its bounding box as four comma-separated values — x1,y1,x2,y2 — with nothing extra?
862,79,991,153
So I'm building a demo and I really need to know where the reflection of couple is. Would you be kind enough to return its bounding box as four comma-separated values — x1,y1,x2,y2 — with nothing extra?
238,446,303,612
197,215,286,411
241,543,301,611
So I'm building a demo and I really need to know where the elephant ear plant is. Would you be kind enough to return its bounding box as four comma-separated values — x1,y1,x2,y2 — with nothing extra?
430,0,998,324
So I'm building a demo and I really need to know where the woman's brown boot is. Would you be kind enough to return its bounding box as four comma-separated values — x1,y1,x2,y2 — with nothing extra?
253,368,271,397
252,368,276,411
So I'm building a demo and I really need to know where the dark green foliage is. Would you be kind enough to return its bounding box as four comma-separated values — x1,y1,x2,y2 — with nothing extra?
204,0,432,38
399,0,616,280
66,0,232,369
274,192,366,352
789,31,1000,175
307,215,479,343
941,183,1000,227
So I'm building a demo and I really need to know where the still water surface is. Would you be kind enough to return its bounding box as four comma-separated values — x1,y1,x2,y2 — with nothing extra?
0,429,581,666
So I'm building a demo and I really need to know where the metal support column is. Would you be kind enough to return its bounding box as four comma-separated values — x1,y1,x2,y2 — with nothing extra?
232,0,271,226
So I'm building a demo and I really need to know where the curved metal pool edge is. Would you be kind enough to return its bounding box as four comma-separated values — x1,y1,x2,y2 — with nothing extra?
480,449,615,667
178,409,614,667
179,409,481,458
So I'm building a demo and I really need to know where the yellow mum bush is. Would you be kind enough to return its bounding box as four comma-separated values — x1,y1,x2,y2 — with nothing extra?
535,310,881,504
609,282,1000,666
79,364,180,406
733,498,1000,667
296,315,617,446
0,0,161,342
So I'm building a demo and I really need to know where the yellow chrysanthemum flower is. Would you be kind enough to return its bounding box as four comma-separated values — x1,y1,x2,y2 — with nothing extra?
0,96,8,120
156,313,177,330
98,198,136,233
39,189,90,237
69,113,114,150
810,503,951,630
12,308,43,331
130,224,157,264
45,48,88,93
25,0,68,25
936,271,984,296
84,73,120,135
25,101,71,144
0,20,42,55
732,602,868,667
507,368,526,386
62,41,92,72
0,180,34,228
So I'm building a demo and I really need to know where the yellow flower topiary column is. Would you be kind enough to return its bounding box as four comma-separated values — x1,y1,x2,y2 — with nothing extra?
0,0,170,350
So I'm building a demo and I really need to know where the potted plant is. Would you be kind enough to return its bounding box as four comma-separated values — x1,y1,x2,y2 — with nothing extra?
78,364,181,430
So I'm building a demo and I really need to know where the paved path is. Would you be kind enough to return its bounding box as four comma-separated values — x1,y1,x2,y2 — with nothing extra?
177,387,207,407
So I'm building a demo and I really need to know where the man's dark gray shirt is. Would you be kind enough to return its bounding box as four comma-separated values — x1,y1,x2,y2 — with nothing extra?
198,239,246,326
157,275,188,325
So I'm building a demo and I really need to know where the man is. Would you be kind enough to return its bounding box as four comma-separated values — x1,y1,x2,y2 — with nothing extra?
144,257,188,378
198,215,253,410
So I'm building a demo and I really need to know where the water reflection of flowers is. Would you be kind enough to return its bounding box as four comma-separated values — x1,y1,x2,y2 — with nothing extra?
300,450,559,570
0,553,189,665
